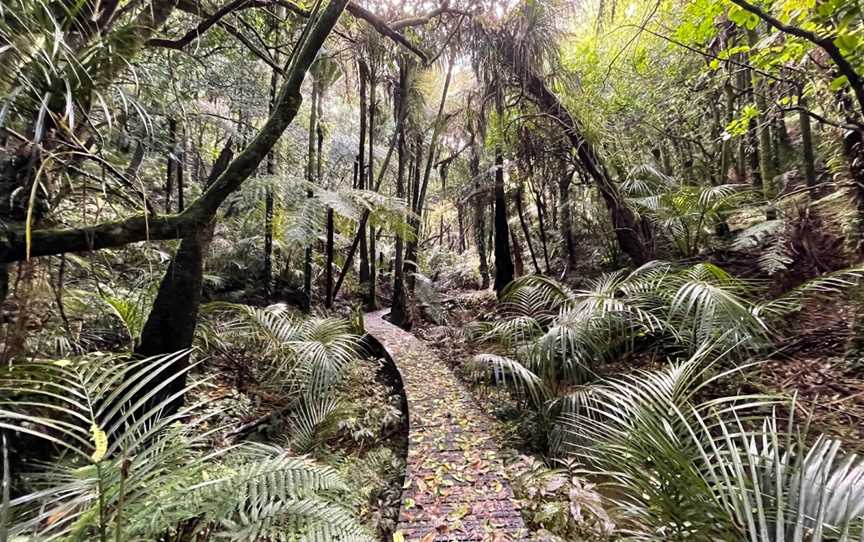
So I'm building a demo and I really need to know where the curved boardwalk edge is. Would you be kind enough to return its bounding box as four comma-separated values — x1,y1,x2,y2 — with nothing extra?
364,309,529,542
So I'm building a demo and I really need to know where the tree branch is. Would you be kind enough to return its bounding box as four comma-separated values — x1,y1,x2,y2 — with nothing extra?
345,3,428,63
145,0,254,49
728,0,864,116
388,3,471,31
1,0,350,263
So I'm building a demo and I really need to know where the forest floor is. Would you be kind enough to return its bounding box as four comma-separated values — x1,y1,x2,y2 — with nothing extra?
748,297,864,444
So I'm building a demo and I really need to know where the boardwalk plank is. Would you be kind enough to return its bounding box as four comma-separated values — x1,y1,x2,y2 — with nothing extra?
364,310,529,542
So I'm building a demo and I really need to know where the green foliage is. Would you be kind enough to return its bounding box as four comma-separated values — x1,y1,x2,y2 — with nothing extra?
623,165,752,256
508,456,615,540
557,352,864,541
0,349,373,541
470,261,769,400
209,302,364,395
725,104,761,138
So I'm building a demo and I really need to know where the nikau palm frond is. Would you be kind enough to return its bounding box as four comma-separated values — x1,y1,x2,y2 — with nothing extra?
557,352,864,541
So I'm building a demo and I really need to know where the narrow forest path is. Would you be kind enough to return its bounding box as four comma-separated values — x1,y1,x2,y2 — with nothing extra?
364,309,529,542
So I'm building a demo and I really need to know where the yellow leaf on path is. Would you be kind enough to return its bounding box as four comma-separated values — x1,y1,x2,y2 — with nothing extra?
392,532,405,542
420,533,437,542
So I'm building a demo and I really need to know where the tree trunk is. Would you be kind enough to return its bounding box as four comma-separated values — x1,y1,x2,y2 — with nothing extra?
405,137,422,294
470,139,490,289
302,79,319,312
558,173,577,267
457,203,466,252
515,180,541,274
366,69,377,311
509,228,524,277
135,141,233,417
750,29,775,194
357,60,371,294
177,129,185,212
799,96,817,187
391,62,410,328
165,118,176,213
493,142,514,295
264,51,279,301
324,209,334,308
532,180,552,274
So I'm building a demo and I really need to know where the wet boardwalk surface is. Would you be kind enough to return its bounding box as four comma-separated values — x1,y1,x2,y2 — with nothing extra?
364,309,528,542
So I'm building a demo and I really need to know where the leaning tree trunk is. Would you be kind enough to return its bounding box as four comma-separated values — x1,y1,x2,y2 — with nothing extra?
531,179,552,274
499,45,653,265
135,142,233,416
515,179,541,275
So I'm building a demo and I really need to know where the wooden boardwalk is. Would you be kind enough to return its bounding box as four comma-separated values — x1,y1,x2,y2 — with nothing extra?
364,310,529,542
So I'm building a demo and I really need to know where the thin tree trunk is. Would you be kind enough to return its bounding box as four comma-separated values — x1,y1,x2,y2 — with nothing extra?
457,203,465,252
391,62,410,328
470,138,490,289
516,180,541,274
367,69,377,311
406,137,422,294
357,60,371,293
324,209,334,307
750,29,775,194
558,172,576,267
302,79,319,312
493,140,514,295
177,130,185,212
264,16,281,301
532,180,551,274
509,228,524,277
165,118,176,213
799,95,817,187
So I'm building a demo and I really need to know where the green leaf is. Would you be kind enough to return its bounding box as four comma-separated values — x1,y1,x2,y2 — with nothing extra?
830,75,849,91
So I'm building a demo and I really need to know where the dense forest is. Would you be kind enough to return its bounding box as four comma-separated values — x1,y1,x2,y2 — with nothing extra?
2,0,864,539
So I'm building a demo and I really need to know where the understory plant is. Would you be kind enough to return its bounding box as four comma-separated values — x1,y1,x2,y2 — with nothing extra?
468,262,864,540
0,350,373,541
557,351,864,541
